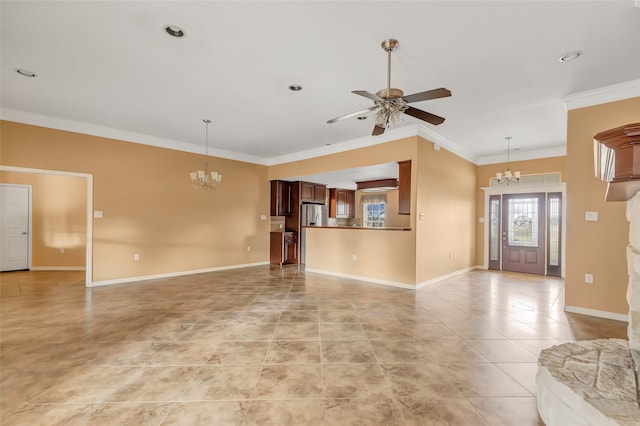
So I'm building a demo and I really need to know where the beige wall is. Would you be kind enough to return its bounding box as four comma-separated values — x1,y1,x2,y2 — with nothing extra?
306,227,416,285
475,156,567,266
1,121,270,283
1,171,87,268
565,97,640,315
415,139,477,283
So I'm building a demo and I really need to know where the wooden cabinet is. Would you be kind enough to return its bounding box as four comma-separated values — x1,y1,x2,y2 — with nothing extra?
398,160,411,215
270,180,292,216
329,188,355,218
300,182,326,204
270,232,297,265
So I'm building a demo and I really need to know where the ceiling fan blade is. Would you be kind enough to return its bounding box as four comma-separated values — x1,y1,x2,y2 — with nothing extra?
402,87,451,104
372,125,385,136
404,106,446,125
352,90,385,102
327,106,378,124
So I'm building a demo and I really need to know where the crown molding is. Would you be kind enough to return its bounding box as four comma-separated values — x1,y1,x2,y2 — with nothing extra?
476,145,566,166
562,79,640,111
417,125,478,164
268,123,479,166
266,124,421,166
1,107,561,168
0,108,269,165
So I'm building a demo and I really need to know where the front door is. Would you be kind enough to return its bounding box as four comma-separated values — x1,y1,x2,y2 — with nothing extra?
501,193,545,275
1,184,31,271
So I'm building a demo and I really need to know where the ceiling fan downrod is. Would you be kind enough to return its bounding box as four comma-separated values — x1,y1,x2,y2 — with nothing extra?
377,39,403,100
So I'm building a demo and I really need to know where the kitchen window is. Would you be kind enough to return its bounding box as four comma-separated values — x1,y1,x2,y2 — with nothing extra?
364,202,385,228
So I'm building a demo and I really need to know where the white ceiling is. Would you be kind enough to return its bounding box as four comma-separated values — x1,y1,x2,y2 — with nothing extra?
2,1,639,168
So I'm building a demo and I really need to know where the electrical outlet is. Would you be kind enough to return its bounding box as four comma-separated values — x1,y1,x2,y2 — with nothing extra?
59,248,64,254
247,246,251,252
352,254,357,261
134,253,140,261
585,273,593,284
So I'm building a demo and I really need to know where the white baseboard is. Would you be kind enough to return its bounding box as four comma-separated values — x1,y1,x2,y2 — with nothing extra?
415,266,481,289
304,265,480,291
89,261,269,287
30,266,86,271
564,305,628,322
304,268,417,289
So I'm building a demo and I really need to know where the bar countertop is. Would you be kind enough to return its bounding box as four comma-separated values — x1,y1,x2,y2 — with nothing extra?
302,226,411,231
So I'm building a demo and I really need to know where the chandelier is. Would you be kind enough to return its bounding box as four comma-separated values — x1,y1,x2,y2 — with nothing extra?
190,119,222,190
496,136,521,185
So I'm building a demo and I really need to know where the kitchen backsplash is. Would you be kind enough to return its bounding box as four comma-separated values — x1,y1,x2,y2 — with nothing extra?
270,216,285,231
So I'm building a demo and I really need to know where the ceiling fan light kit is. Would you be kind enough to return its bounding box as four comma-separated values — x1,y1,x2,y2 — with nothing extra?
327,38,451,136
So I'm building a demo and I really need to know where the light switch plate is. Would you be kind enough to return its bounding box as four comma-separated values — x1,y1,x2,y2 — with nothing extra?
260,214,267,220
94,211,103,218
585,211,599,221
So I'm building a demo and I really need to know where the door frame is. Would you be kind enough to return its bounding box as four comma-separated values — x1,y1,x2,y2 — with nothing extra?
0,183,33,271
482,182,566,277
0,165,93,287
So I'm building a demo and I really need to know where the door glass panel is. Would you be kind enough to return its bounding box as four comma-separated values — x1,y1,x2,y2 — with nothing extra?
507,197,538,247
489,197,500,261
548,193,561,267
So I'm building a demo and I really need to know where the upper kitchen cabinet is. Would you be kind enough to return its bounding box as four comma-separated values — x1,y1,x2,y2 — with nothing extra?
270,180,293,216
329,188,355,218
398,160,411,215
300,182,327,204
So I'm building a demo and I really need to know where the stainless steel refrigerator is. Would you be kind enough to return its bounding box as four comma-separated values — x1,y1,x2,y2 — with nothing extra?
300,204,328,264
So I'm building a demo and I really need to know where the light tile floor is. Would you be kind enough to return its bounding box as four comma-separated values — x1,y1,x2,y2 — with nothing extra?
0,268,627,425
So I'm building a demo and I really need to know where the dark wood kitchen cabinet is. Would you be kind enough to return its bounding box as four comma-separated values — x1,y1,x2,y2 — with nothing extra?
329,188,355,218
270,231,297,265
270,180,292,216
300,182,326,204
398,160,411,215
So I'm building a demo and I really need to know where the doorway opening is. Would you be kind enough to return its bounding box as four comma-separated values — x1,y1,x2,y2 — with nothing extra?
484,183,565,277
0,166,93,286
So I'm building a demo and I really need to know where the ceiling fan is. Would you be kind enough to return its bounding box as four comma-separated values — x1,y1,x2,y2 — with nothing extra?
327,39,451,136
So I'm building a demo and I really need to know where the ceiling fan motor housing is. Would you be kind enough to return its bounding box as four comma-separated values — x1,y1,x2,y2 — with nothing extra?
376,88,404,100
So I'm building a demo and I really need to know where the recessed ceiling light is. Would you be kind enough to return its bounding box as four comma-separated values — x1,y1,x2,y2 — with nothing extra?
356,116,367,120
16,68,37,77
559,50,583,62
289,84,303,91
164,25,186,38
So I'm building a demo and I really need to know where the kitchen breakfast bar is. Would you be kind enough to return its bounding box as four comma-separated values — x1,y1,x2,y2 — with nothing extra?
302,225,416,288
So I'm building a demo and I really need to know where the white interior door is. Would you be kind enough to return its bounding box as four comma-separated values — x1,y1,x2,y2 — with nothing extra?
1,184,31,271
